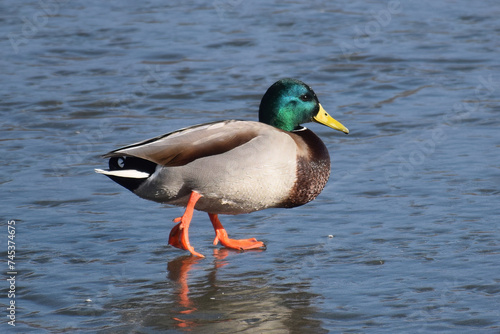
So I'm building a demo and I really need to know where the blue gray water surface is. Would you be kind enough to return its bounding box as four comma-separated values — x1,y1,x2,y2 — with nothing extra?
1,1,500,333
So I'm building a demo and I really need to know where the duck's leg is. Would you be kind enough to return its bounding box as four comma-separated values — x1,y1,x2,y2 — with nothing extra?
209,213,265,250
169,191,205,258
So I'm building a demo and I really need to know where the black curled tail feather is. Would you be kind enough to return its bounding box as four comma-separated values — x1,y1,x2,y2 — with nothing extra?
105,156,158,192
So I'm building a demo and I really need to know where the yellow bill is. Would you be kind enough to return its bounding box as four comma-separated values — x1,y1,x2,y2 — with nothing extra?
313,104,349,134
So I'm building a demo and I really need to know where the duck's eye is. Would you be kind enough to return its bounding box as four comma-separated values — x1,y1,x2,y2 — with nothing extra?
300,94,312,102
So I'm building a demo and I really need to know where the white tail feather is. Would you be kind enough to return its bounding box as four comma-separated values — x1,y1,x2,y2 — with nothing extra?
94,168,150,179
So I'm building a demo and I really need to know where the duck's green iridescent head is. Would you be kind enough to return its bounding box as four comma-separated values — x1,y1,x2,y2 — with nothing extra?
259,78,349,134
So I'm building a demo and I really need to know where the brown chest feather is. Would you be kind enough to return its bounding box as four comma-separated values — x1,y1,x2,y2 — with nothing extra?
281,128,331,208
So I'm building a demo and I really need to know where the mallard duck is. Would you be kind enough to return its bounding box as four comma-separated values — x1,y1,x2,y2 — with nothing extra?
95,78,349,257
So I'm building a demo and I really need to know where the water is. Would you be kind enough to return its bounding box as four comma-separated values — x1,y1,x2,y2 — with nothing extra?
1,0,499,332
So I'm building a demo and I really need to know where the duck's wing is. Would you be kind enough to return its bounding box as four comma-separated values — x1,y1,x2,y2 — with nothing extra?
103,120,261,167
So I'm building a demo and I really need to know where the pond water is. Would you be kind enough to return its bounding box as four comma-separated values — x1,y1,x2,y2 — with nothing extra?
1,0,499,332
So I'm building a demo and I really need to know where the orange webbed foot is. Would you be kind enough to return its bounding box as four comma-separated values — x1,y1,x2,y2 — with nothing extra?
168,192,205,258
209,214,265,251
168,220,205,258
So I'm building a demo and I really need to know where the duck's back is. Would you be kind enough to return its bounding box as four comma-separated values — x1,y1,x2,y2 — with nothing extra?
99,120,331,215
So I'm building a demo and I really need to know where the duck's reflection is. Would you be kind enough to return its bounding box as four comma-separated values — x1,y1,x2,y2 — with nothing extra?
166,249,236,329
212,248,231,266
118,248,324,332
167,255,200,328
